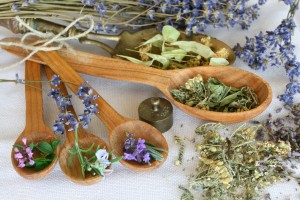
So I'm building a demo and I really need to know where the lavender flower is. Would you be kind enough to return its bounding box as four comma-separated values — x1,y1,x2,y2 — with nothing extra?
14,137,34,168
15,73,24,84
123,133,150,163
50,74,61,87
234,0,300,105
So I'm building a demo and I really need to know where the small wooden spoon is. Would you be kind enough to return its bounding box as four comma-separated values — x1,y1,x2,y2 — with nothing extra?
2,44,272,123
11,61,58,180
44,66,110,185
38,51,169,172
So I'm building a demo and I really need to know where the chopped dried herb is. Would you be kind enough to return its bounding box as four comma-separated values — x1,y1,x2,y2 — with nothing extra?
174,135,185,166
171,74,258,112
189,123,290,200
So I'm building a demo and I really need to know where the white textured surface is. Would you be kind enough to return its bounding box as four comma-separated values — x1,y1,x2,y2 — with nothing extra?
0,1,300,200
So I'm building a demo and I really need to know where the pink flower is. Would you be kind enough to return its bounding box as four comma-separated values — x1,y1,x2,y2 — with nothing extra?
14,137,35,168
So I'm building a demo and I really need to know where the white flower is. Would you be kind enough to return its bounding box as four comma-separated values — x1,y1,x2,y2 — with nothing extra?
95,149,111,168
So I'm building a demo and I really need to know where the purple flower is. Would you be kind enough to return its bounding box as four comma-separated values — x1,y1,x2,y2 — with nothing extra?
15,73,24,84
48,88,60,99
50,74,61,87
53,120,65,134
14,137,34,168
123,133,151,164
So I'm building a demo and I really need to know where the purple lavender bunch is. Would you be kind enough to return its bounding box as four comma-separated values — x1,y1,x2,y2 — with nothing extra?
48,77,99,134
14,137,34,168
233,0,299,105
123,133,151,163
81,0,263,35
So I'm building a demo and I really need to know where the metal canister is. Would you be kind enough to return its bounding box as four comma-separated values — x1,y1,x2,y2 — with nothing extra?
138,97,173,133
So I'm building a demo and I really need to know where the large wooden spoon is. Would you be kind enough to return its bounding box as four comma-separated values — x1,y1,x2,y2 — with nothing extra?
11,61,58,180
44,66,110,185
2,44,272,123
38,51,168,172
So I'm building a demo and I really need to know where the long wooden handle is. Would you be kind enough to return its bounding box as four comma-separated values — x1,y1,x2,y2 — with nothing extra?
1,39,172,90
24,61,45,131
37,50,126,132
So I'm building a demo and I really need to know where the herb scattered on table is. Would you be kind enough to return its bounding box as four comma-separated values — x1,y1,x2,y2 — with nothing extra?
123,132,167,164
14,137,60,171
118,25,229,70
171,74,258,112
174,135,185,166
186,123,291,200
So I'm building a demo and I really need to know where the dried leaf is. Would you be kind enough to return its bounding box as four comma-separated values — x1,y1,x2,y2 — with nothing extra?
145,52,170,67
209,57,229,66
171,41,215,59
138,34,163,48
162,25,180,43
117,55,153,66
161,49,187,62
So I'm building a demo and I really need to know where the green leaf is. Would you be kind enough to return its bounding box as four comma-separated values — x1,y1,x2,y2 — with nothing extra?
34,160,48,171
68,146,77,155
37,141,53,155
138,34,163,48
13,144,23,149
171,41,215,59
209,57,229,66
219,91,243,106
162,25,180,43
80,143,95,154
29,141,34,150
110,156,123,164
161,49,187,62
117,55,153,66
51,139,60,151
145,52,170,67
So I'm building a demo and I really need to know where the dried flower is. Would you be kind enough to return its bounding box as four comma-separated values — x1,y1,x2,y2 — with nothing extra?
188,123,290,200
234,0,300,105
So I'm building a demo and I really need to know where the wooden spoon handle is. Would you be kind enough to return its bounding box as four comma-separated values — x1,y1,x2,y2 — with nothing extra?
1,40,172,90
37,50,126,132
24,61,45,131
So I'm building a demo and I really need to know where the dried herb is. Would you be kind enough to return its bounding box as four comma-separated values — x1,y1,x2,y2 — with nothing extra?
254,103,300,152
118,25,229,70
174,135,185,166
171,74,258,112
179,185,194,200
190,123,290,200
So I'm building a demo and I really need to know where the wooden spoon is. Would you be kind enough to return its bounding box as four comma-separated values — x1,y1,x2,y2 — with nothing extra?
44,66,111,185
2,44,272,123
38,51,169,172
11,61,58,180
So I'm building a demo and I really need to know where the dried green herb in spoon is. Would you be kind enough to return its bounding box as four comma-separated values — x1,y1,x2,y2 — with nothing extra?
171,74,259,112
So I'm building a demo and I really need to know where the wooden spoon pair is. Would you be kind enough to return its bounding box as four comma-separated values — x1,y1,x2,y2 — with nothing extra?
2,39,272,123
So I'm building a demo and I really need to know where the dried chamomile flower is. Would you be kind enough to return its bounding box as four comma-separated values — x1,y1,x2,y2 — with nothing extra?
214,48,229,59
200,36,212,47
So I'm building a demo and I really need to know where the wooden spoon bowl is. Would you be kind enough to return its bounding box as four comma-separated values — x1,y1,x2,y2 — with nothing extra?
11,61,58,180
39,51,169,172
109,120,168,172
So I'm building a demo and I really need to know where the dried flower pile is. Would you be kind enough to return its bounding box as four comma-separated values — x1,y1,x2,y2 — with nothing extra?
185,123,291,200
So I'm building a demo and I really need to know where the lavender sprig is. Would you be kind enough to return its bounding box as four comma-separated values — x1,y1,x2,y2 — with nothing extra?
233,0,299,105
